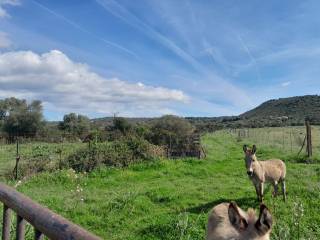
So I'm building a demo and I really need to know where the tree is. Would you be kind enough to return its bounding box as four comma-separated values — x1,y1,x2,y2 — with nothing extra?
148,115,195,147
59,113,90,139
112,117,132,134
0,97,44,141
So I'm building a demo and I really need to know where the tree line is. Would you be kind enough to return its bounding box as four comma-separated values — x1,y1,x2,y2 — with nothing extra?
0,97,92,142
0,97,196,150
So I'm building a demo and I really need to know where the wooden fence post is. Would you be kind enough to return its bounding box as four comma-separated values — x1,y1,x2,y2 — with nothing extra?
305,120,312,158
14,137,20,180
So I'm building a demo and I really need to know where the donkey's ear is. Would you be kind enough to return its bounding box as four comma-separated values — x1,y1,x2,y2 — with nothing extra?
252,145,257,154
228,202,248,231
243,145,248,153
255,204,272,235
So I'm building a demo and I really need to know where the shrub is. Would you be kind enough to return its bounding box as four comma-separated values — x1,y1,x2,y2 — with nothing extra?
148,115,195,146
63,136,164,172
6,145,57,180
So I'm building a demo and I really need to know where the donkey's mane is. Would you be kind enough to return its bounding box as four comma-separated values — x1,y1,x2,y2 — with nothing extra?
246,208,257,224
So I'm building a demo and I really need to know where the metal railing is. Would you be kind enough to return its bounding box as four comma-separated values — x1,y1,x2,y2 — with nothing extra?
0,183,101,240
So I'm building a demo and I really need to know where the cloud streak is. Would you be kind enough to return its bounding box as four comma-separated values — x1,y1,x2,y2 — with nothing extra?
237,34,262,81
0,0,20,18
32,0,139,59
95,0,253,109
96,0,206,74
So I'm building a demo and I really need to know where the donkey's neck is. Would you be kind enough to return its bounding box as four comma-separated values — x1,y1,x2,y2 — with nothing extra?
253,159,265,180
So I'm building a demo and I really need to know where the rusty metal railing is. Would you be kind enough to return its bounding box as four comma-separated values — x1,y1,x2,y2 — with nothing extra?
0,183,101,240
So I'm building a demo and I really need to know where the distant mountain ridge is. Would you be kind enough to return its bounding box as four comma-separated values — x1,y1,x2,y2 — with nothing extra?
240,95,320,122
90,95,320,129
187,95,320,130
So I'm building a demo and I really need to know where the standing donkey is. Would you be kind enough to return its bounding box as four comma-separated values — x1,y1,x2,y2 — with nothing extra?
243,145,286,202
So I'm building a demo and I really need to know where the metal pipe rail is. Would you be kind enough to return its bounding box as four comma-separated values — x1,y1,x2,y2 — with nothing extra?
0,183,101,240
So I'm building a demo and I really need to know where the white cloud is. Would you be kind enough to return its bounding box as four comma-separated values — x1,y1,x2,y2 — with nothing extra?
281,81,291,87
0,50,188,117
0,31,11,48
0,0,20,18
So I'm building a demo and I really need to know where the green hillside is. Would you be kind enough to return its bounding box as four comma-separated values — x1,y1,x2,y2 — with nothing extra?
241,95,320,123
46,95,320,131
188,95,320,130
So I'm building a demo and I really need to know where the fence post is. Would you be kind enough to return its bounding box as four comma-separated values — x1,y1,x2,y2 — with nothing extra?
16,215,25,240
14,137,20,180
305,120,312,158
2,204,11,240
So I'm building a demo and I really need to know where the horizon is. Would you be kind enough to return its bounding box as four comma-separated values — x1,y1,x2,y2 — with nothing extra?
1,1,320,120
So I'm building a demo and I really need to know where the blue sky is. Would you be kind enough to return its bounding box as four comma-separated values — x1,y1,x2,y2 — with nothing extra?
0,0,320,120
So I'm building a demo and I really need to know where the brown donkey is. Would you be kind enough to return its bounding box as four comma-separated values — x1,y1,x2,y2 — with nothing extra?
243,145,286,202
206,202,273,240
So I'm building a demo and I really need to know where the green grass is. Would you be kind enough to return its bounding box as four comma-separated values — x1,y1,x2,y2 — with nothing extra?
232,126,320,161
2,131,320,239
0,142,85,179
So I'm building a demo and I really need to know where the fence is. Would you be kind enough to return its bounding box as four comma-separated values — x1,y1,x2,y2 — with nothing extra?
229,124,320,159
0,140,85,180
0,183,101,240
166,134,206,159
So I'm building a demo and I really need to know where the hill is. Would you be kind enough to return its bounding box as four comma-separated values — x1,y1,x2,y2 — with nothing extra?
188,95,320,130
50,95,320,131
240,95,320,123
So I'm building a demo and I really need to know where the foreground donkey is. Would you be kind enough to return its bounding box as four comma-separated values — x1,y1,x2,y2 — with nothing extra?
206,202,273,240
243,145,286,202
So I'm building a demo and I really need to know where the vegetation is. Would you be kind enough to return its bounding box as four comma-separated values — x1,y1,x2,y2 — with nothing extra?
0,97,44,142
241,95,320,124
63,136,164,172
0,142,84,180
188,95,320,131
148,115,194,146
59,113,91,140
1,96,320,239
231,126,320,162
2,95,320,141
0,131,318,239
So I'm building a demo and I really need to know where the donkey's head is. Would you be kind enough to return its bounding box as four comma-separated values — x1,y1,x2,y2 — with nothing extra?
243,145,257,177
228,202,273,240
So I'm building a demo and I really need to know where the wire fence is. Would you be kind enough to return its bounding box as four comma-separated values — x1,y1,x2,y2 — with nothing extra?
228,126,320,157
0,140,86,180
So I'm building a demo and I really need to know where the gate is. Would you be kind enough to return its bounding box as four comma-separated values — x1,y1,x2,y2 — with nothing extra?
0,183,101,240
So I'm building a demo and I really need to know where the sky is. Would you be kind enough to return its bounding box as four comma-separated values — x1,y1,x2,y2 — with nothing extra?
0,0,320,120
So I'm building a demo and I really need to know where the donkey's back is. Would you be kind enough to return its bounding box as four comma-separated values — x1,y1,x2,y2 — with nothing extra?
261,159,286,182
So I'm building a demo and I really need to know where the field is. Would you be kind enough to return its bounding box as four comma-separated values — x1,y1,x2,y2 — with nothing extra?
1,129,320,239
0,141,84,180
232,126,320,160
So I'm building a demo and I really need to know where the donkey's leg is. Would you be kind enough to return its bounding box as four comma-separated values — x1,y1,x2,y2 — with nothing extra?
260,182,264,202
254,184,260,201
281,180,286,202
273,181,278,197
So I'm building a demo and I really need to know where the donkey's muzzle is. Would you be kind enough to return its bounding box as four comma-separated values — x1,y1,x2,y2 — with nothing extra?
247,171,253,176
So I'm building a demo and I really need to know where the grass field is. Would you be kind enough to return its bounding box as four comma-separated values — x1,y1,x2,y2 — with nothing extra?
0,142,84,179
231,126,320,162
1,130,320,239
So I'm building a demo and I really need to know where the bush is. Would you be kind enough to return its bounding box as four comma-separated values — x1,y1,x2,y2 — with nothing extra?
148,115,195,146
63,136,165,172
6,145,57,180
